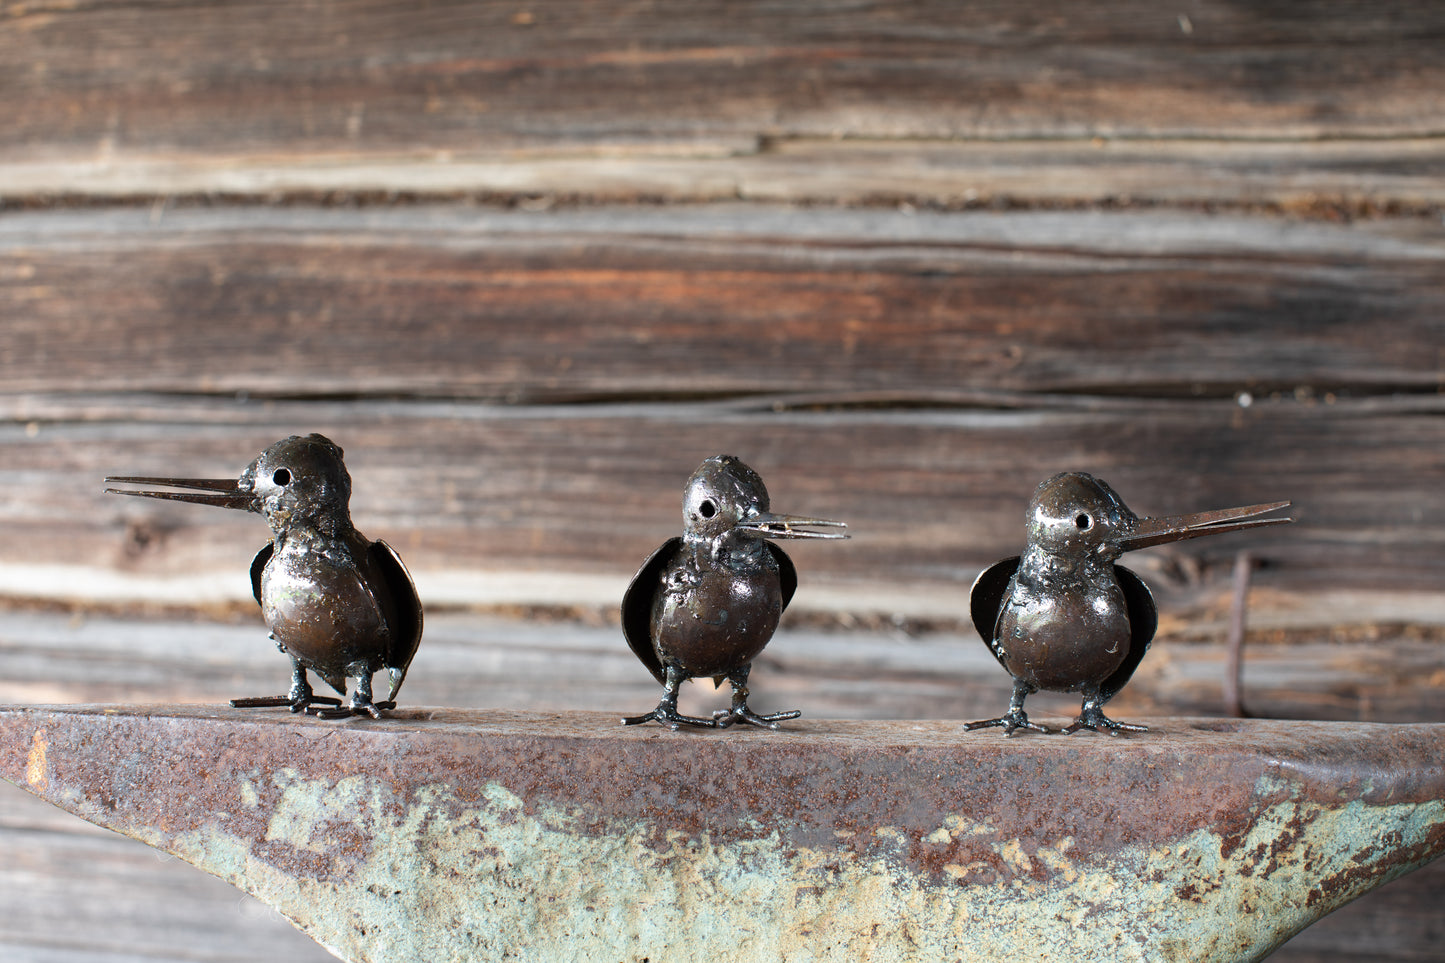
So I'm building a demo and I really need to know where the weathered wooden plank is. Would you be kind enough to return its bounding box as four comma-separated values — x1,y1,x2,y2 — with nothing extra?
8,138,1445,208
1,392,1441,613
729,138,1445,210
4,0,1444,173
4,609,1444,725
2,206,1442,402
1,206,1440,610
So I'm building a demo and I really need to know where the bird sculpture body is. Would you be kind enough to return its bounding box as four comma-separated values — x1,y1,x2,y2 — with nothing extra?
622,455,847,730
967,472,1290,736
107,433,422,718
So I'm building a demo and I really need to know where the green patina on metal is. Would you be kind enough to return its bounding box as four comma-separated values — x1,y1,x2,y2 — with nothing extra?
165,767,1445,961
4,706,1444,963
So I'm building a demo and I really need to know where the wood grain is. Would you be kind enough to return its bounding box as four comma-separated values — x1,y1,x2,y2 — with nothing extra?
5,0,1445,167
8,138,1445,209
5,2,1445,211
4,206,1441,401
1,206,1442,613
5,608,1445,726
2,393,1441,617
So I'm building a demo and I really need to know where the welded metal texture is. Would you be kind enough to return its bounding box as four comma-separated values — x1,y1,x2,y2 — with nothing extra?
106,434,423,718
4,705,1444,963
621,454,846,730
968,472,1291,735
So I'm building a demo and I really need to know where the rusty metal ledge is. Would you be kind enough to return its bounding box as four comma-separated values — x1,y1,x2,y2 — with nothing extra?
3,705,1444,963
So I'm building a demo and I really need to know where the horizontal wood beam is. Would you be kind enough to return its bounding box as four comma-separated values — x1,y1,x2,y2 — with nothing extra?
3,609,1444,725
1,207,1441,610
6,138,1445,209
3,206,1442,401
2,393,1439,605
6,0,1445,169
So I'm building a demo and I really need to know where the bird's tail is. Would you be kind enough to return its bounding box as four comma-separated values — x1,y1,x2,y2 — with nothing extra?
387,665,407,702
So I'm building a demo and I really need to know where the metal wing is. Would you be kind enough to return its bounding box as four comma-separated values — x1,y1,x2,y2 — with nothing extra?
249,541,275,607
969,556,1021,667
621,538,683,686
767,543,798,613
370,540,424,702
1098,563,1158,704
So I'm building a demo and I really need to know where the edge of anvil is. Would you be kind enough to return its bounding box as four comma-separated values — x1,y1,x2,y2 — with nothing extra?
5,705,1445,963
5,703,1445,860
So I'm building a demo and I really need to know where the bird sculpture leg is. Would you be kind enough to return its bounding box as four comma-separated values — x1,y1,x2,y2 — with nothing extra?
313,668,395,720
964,678,1052,735
231,656,342,712
1062,688,1147,736
622,665,719,730
713,663,801,730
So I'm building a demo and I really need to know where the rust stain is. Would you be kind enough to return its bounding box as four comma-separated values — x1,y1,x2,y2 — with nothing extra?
156,768,1445,963
2,707,1444,963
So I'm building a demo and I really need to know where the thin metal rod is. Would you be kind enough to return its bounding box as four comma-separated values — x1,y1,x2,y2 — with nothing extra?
1224,550,1252,718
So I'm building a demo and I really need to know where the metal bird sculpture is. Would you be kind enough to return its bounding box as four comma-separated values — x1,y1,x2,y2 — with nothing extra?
622,455,847,730
106,433,422,719
967,472,1290,736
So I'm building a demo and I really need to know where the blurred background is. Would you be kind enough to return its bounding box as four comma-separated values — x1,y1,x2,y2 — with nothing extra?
2,2,1443,960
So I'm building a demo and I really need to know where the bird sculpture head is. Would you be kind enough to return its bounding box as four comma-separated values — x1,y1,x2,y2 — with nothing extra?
1026,471,1291,563
107,433,354,537
681,455,847,545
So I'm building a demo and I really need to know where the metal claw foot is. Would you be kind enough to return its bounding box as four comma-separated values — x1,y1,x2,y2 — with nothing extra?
707,664,800,730
964,711,1053,736
713,705,802,730
622,664,720,730
311,699,396,721
1062,705,1148,736
621,704,720,730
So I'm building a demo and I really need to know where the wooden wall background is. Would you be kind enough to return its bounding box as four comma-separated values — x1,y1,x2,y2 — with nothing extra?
2,2,1443,960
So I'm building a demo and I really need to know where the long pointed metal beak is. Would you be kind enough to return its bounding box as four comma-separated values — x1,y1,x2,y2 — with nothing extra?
736,512,849,540
104,476,256,512
1117,501,1292,553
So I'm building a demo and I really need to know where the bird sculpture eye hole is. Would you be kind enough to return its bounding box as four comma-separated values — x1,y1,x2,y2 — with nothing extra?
272,468,292,487
699,500,717,519
1075,513,1091,530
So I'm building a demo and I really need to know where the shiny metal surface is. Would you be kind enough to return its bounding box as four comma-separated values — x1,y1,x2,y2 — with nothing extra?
106,434,422,718
968,472,1291,735
621,455,846,730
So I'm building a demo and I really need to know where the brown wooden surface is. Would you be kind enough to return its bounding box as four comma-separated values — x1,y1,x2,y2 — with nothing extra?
6,0,1445,160
9,139,1445,210
4,205,1445,401
1,206,1443,614
3,1,1443,960
7,1,1445,210
5,391,1444,597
